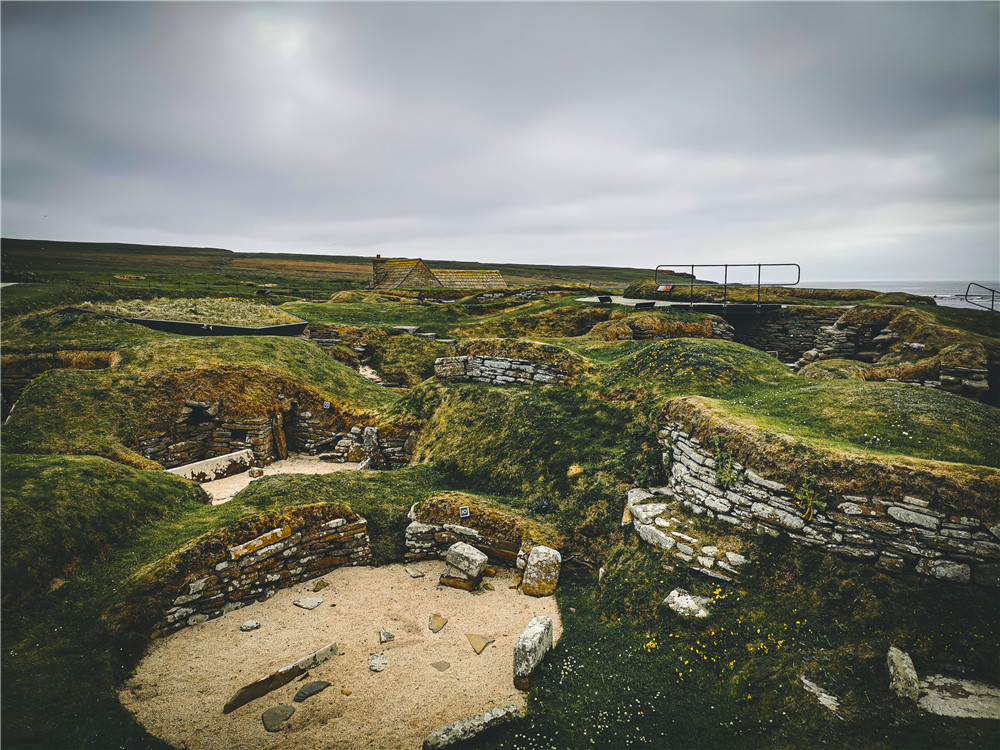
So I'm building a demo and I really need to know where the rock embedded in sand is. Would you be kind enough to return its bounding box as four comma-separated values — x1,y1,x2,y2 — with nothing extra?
440,543,488,592
240,620,260,632
379,630,395,644
368,653,388,672
513,616,554,691
405,566,425,579
293,597,324,610
261,704,294,732
293,681,331,703
422,704,520,750
466,634,495,655
313,579,329,592
429,614,448,633
431,661,451,672
223,642,338,713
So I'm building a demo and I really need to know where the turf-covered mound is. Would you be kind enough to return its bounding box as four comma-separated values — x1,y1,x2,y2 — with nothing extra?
455,303,613,339
3,335,395,466
623,278,897,305
588,311,727,341
798,359,869,380
1,454,207,604
80,297,302,326
455,338,593,378
600,338,793,399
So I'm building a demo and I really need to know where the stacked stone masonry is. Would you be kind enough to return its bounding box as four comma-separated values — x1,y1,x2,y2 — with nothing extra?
139,401,413,471
660,425,1000,587
155,509,372,638
729,309,842,363
434,356,571,386
404,505,530,566
624,488,748,582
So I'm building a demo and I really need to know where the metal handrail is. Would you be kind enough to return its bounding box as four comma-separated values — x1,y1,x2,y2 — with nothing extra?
964,282,999,312
654,263,801,309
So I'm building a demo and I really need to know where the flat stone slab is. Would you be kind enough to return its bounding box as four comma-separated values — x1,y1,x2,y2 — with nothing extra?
293,597,324,610
405,567,425,579
431,661,451,672
429,614,448,633
240,620,260,632
379,630,395,644
513,615,554,691
223,642,337,713
423,704,520,749
368,653,388,672
466,634,495,655
663,588,711,618
918,675,1000,719
261,704,294,732
293,681,331,703
312,579,329,592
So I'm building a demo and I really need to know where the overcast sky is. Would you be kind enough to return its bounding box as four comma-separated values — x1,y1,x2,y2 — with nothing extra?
2,2,998,282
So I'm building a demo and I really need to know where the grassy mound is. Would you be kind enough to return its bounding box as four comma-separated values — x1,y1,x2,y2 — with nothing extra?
1,454,207,604
283,299,473,333
600,338,794,399
79,297,302,326
455,338,593,377
454,302,613,339
3,335,395,464
588,311,722,340
623,279,892,305
799,359,869,380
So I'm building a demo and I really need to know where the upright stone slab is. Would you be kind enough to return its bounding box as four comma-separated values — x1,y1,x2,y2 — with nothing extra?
887,645,920,702
440,542,488,591
513,615,554,690
521,546,561,597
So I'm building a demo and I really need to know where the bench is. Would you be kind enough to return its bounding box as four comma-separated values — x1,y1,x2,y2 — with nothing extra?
597,296,613,305
634,301,656,309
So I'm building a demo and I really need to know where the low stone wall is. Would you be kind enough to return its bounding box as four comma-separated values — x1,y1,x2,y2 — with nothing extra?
139,408,279,468
166,449,254,483
434,356,571,386
404,495,558,567
150,505,372,639
661,424,1000,587
727,308,843,363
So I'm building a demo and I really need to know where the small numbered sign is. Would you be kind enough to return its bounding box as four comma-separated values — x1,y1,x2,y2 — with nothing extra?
323,401,331,409
459,506,471,519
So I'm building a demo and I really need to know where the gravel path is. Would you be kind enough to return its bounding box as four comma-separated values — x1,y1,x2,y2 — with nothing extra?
119,561,561,750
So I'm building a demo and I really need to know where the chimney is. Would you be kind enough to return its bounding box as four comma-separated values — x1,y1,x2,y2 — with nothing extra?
372,254,387,288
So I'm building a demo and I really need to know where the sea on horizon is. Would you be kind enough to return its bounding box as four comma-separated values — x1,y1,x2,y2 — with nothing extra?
800,280,999,310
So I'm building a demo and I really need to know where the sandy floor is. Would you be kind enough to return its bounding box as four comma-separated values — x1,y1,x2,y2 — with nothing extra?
120,561,561,750
203,455,361,505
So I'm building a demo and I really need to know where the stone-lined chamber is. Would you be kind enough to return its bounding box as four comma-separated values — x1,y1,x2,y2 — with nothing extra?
657,423,1000,588
107,504,373,640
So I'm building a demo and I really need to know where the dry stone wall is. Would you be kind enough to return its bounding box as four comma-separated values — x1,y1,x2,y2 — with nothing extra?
661,424,1000,588
434,356,571,386
727,309,842,363
152,506,371,639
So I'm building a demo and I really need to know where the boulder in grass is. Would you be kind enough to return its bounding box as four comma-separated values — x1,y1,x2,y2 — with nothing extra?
663,588,711,619
521,546,561,597
440,543,488,591
513,615,554,690
887,646,920,701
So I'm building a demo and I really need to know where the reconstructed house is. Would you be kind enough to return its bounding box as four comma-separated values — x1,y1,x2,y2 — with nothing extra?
371,256,506,290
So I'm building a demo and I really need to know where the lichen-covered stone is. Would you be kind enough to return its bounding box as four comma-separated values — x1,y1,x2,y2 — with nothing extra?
513,615,554,690
887,645,920,702
521,546,561,597
422,704,520,750
664,588,711,618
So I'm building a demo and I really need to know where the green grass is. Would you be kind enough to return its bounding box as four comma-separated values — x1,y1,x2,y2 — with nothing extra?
81,297,302,326
367,331,455,386
3,334,395,463
599,338,1000,468
0,467,450,750
477,536,1000,750
283,299,474,334
0,454,208,604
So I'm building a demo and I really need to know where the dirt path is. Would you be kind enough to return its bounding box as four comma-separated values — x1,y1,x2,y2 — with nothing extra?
203,454,361,505
119,561,561,750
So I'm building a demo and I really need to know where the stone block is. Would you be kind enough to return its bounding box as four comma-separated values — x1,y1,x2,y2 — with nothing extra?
513,615,555,690
444,542,488,579
521,546,561,597
887,646,919,702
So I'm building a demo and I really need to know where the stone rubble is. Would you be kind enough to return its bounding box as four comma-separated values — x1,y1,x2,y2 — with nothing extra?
439,542,488,592
664,588,712,619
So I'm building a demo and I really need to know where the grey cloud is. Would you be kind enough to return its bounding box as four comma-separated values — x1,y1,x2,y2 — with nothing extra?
2,1,997,281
